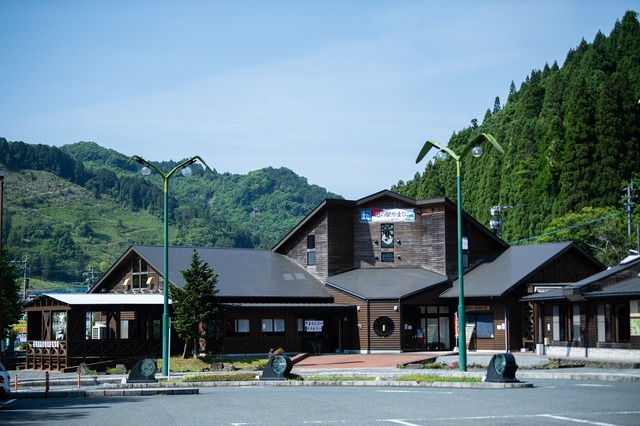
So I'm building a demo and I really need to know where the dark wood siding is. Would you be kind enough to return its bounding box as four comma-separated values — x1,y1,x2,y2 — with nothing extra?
327,205,355,276
419,206,447,275
368,302,401,351
326,288,363,352
279,212,329,281
354,196,426,271
222,305,354,355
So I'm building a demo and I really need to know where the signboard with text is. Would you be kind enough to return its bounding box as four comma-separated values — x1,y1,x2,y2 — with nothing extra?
305,320,324,332
359,208,415,223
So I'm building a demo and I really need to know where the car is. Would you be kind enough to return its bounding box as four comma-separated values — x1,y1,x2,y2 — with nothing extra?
0,361,10,399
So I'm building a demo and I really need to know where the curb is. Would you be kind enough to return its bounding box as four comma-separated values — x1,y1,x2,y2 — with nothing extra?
7,387,198,399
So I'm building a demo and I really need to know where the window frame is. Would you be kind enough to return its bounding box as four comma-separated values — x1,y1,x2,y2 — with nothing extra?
467,313,494,339
262,318,285,336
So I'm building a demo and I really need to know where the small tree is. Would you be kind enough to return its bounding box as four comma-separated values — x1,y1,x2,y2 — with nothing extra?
170,249,223,358
1,251,22,352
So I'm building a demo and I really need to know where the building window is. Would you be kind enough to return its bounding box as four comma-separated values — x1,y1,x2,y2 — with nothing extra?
132,258,148,291
120,320,130,339
572,304,581,342
307,251,316,266
631,300,640,336
552,304,581,342
262,318,285,336
553,305,567,341
467,313,494,338
597,303,630,343
226,319,250,337
307,235,316,266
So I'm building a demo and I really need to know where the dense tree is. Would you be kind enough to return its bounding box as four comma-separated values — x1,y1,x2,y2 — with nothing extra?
396,11,640,265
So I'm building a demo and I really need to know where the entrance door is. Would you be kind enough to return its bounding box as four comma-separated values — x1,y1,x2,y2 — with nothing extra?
425,306,451,350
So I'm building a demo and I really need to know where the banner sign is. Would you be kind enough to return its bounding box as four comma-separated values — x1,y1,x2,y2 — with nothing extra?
359,208,415,223
305,320,324,332
32,340,60,348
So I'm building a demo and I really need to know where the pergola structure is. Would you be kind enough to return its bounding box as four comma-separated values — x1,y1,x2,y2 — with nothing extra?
25,293,169,371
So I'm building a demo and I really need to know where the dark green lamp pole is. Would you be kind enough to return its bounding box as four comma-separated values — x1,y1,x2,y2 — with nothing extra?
127,155,211,376
416,133,503,371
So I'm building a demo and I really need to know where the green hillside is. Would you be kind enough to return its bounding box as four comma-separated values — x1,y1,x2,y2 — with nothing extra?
393,11,640,266
0,141,340,290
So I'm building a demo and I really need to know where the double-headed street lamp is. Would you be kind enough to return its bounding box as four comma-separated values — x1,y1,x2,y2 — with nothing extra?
416,133,503,371
127,155,211,376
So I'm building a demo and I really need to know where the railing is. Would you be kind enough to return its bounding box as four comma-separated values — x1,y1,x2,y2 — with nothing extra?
26,338,163,370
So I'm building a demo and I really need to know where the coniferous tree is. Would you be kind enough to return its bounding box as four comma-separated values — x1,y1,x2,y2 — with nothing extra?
169,250,223,358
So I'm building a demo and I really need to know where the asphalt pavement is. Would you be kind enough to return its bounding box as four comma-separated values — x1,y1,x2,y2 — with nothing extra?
4,351,640,397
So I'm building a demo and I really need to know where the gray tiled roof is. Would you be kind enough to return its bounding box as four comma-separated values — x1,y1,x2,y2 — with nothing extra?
326,268,448,300
132,245,332,300
585,277,640,298
442,242,579,298
522,256,640,302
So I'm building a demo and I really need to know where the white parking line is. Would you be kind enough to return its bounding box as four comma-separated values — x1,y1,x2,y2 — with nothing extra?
386,420,421,426
575,384,613,387
539,414,618,425
376,390,453,394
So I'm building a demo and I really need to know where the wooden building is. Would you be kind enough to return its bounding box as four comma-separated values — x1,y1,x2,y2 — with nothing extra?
274,190,604,354
23,189,607,369
522,255,640,360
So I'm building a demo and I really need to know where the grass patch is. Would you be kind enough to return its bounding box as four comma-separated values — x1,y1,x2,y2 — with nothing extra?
173,372,305,382
157,356,267,373
178,372,259,382
421,362,445,369
305,376,378,382
394,375,482,383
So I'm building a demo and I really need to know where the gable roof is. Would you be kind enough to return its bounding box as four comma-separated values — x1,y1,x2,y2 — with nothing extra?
441,242,597,298
95,245,332,301
522,255,640,302
272,198,354,252
326,267,448,300
273,189,507,252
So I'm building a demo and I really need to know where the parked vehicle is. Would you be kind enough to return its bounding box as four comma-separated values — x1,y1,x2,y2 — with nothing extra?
0,362,10,399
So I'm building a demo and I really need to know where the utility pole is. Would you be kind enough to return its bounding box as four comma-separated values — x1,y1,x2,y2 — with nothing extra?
12,255,29,301
623,178,635,238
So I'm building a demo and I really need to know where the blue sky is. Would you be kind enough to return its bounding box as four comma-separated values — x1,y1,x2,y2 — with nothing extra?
1,1,637,200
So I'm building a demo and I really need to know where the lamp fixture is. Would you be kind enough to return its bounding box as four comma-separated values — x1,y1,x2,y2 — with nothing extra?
415,133,504,372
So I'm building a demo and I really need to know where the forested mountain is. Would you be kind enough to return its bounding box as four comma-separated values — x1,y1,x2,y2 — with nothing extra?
393,11,640,266
0,139,339,286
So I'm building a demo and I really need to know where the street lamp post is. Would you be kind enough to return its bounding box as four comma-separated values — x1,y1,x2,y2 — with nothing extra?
127,155,211,376
416,133,503,371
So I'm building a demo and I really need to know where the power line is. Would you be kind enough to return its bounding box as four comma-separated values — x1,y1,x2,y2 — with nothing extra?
508,212,624,245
